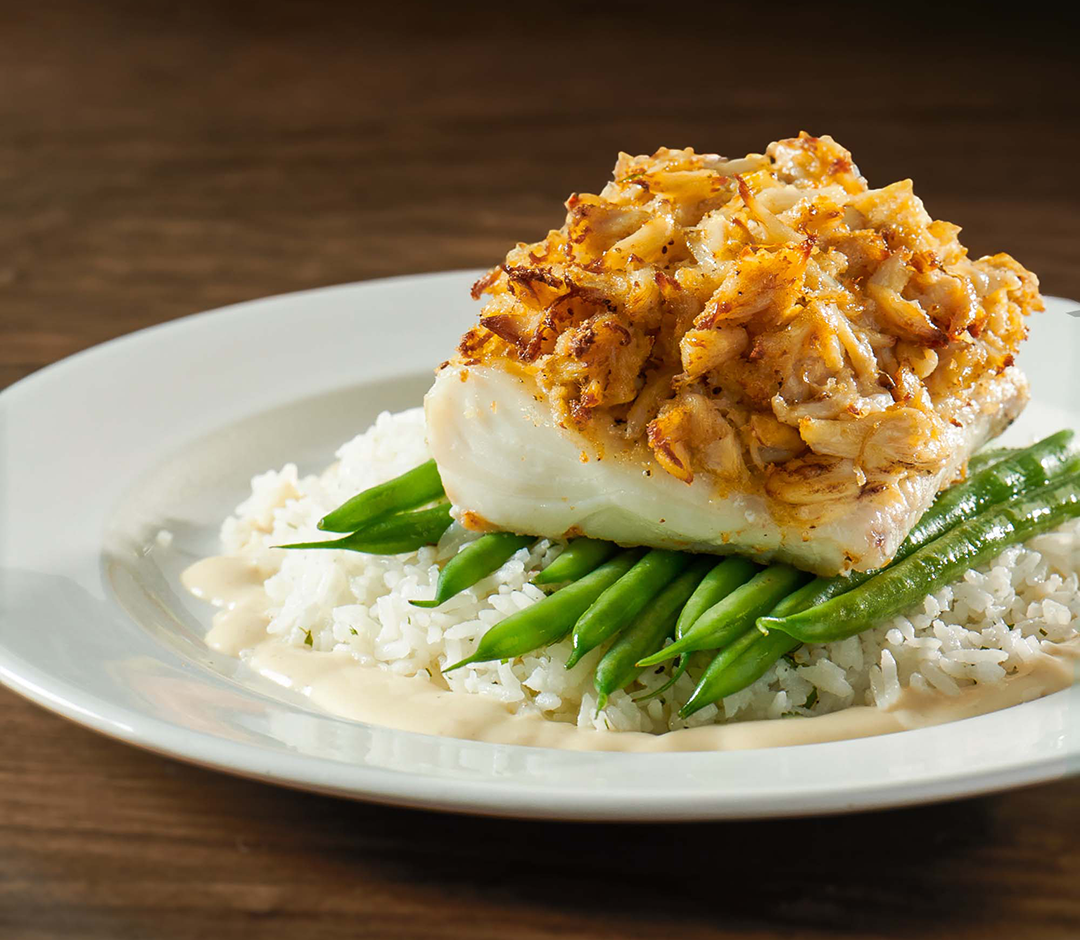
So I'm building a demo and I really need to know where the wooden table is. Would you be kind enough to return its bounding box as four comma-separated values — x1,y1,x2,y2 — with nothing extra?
2,4,1077,937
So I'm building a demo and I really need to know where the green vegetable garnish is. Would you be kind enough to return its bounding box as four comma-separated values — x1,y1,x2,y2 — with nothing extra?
532,538,618,586
318,458,444,533
636,564,807,668
594,557,714,712
442,550,643,672
412,532,535,608
565,549,689,670
280,502,453,555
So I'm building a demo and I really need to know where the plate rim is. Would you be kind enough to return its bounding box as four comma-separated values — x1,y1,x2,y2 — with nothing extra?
0,650,1073,820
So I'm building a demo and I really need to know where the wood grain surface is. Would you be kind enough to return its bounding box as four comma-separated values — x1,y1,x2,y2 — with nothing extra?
1,3,1077,937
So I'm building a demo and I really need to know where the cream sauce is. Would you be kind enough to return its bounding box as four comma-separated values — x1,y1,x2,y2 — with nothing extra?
183,555,1080,752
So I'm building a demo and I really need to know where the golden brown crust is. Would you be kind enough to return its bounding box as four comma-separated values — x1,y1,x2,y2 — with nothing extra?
446,133,1041,516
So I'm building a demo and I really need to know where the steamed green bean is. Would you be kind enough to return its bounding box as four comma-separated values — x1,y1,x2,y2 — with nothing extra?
632,557,758,701
636,564,806,667
318,459,445,532
443,550,642,672
594,557,714,711
412,533,534,608
280,502,453,555
565,549,689,669
533,538,617,585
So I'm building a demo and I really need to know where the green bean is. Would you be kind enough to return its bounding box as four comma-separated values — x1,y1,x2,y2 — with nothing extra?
636,564,807,668
680,431,1078,716
532,538,618,585
759,471,1080,645
675,557,761,640
279,502,453,555
679,628,779,718
967,445,1017,475
318,459,444,532
442,549,643,672
594,557,715,711
632,557,759,701
564,549,690,670
411,533,535,608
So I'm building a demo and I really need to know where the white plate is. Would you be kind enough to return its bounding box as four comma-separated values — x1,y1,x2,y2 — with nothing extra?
1,271,1078,820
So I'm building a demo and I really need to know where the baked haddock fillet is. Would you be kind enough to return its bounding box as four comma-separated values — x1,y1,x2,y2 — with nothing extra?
425,134,1039,576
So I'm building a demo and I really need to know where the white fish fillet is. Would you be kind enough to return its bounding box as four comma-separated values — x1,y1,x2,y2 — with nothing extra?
425,364,1029,576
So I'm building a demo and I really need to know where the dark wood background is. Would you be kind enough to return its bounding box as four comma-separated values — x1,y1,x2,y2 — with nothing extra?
2,3,1077,937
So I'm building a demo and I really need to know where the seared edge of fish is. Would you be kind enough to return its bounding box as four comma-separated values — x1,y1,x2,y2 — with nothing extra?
427,363,1027,576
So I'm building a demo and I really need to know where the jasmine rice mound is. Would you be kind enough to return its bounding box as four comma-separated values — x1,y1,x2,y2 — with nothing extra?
221,408,1080,733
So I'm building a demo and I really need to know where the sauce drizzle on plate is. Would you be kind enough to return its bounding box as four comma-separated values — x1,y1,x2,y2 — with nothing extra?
184,556,1079,753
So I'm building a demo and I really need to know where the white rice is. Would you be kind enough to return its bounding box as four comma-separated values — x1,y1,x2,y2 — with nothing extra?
221,408,1080,733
